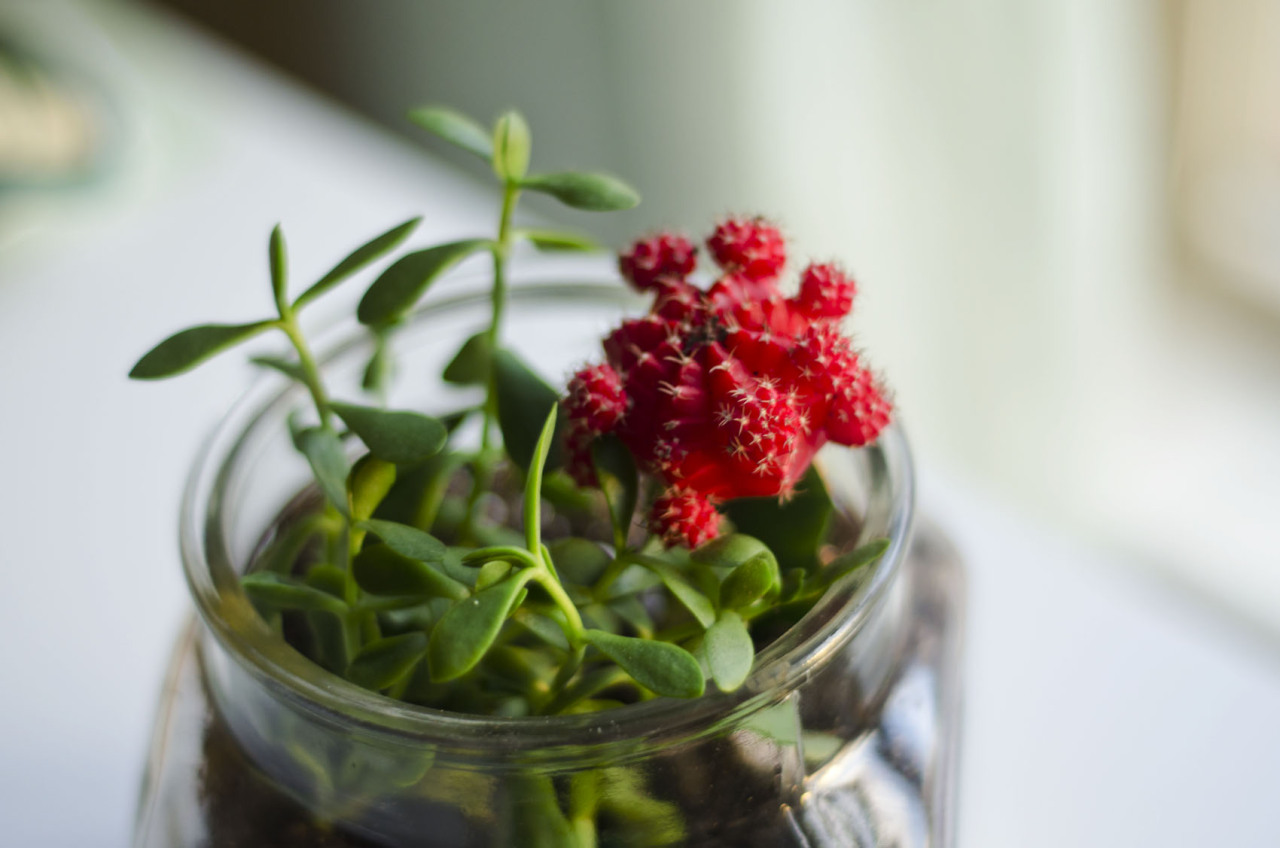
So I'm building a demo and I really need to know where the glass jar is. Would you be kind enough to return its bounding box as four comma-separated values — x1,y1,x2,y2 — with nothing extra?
133,272,965,848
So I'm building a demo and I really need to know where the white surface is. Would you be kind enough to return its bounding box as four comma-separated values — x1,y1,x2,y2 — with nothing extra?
1,4,1278,847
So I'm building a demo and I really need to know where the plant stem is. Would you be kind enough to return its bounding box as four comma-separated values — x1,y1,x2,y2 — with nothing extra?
463,180,521,540
278,312,333,428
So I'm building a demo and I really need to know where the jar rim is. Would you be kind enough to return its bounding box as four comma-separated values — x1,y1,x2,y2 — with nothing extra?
180,273,915,751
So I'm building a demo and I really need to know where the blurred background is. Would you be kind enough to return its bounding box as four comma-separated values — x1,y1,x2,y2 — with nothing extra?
2,0,1280,844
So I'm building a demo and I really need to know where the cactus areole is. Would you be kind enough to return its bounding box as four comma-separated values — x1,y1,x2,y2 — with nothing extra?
566,217,893,547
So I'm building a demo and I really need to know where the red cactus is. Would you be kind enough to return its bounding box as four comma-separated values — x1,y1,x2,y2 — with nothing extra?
706,217,786,282
793,262,856,319
649,488,721,549
619,233,698,292
568,216,892,547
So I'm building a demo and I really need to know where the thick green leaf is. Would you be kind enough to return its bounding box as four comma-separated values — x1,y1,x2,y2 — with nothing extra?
492,110,531,181
429,576,528,682
635,557,715,629
331,401,447,464
358,519,448,563
408,106,493,160
704,611,754,691
547,538,611,586
354,544,468,600
583,630,705,698
493,349,563,473
269,224,287,307
349,455,396,523
293,426,349,515
592,435,638,549
441,331,491,385
294,217,422,310
818,538,890,592
521,172,640,211
517,228,598,252
250,355,306,383
724,466,833,571
357,239,491,326
242,572,347,614
691,534,770,569
347,632,428,690
475,559,513,591
305,564,348,599
719,552,780,610
361,331,393,392
129,320,275,379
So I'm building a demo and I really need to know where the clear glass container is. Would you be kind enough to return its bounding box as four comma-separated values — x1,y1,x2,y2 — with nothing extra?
134,273,965,848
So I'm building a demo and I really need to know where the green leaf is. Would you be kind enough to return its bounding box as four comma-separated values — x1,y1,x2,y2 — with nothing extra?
492,110,531,182
493,348,563,473
294,217,422,310
441,331,491,385
250,355,306,383
547,538,611,586
521,172,640,211
331,401,447,464
592,435,638,550
523,406,558,552
517,228,598,252
408,105,493,160
583,630,705,698
242,572,347,614
704,611,754,691
269,224,287,307
293,426,349,515
348,455,396,522
691,534,770,569
353,544,468,600
429,576,529,682
635,557,715,629
724,466,833,571
357,239,491,326
475,559,513,591
347,632,428,690
129,320,275,380
818,538,890,592
358,519,448,563
361,332,393,392
305,564,348,599
719,551,780,610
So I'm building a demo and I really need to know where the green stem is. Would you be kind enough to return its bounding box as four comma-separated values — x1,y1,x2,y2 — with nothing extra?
462,180,521,541
277,312,333,428
533,568,585,645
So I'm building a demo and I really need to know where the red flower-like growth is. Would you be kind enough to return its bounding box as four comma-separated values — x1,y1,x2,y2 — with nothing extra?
565,218,892,547
618,232,698,293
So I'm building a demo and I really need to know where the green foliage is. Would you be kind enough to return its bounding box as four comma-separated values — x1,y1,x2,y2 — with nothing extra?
358,519,448,563
429,575,530,682
357,239,491,326
442,332,492,385
583,630,705,698
353,544,468,601
704,611,754,691
408,105,493,160
242,572,347,615
269,224,288,307
723,466,833,571
249,355,306,383
292,426,349,515
294,217,421,310
331,402,447,464
129,320,275,379
592,435,638,550
719,552,780,611
521,172,640,211
492,110,531,182
517,228,598,252
347,632,428,690
493,349,563,473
